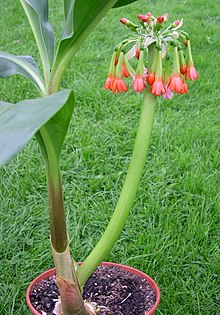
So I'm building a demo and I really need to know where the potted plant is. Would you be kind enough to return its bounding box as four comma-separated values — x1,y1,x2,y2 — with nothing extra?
0,1,198,314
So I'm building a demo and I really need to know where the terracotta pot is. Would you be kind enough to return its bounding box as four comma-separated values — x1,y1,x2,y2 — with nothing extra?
26,262,160,314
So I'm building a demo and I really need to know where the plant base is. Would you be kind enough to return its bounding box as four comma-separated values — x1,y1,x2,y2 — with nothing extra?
26,262,160,315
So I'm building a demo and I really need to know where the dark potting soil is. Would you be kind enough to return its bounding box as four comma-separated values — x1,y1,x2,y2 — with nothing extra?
30,265,156,315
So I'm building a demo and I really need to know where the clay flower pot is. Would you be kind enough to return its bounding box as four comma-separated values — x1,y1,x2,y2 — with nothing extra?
26,262,160,315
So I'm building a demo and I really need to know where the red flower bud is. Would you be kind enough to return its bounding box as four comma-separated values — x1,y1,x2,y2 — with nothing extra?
163,13,169,22
145,12,152,18
157,16,164,24
147,72,155,85
136,48,140,59
120,18,129,25
173,20,180,27
120,18,138,32
142,14,151,22
137,14,143,21
180,64,187,75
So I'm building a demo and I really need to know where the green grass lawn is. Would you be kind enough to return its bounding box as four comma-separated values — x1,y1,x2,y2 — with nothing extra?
0,0,219,314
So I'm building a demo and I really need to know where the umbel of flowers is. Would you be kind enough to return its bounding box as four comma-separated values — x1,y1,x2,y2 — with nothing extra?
104,12,198,99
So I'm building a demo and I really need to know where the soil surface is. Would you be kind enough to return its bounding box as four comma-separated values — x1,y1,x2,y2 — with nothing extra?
30,265,156,315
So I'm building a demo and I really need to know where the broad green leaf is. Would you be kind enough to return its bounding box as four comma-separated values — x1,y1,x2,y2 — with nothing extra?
36,91,75,163
0,89,74,166
53,0,118,70
113,0,137,8
0,51,45,94
20,0,54,82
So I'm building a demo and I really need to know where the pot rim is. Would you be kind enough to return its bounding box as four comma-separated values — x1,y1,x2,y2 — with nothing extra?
26,262,160,315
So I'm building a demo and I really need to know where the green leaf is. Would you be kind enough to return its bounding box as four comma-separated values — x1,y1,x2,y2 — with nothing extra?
20,0,54,82
113,0,138,8
53,0,118,71
36,91,75,163
0,51,45,94
0,89,74,166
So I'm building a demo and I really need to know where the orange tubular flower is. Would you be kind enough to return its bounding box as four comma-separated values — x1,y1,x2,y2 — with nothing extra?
104,51,128,94
147,46,157,85
179,49,187,75
186,40,198,80
104,51,118,92
150,48,165,96
186,64,198,80
180,64,187,75
147,72,155,85
168,46,183,93
132,50,146,93
150,77,165,96
132,76,145,92
112,51,128,93
122,61,130,78
168,74,183,93
180,81,188,94
112,77,128,93
104,75,115,91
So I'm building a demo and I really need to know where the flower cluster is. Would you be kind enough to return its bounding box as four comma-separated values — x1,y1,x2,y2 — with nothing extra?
104,12,198,98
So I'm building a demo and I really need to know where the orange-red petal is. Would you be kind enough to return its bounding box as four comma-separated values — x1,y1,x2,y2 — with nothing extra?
168,74,183,93
186,65,198,80
112,77,128,94
150,78,165,96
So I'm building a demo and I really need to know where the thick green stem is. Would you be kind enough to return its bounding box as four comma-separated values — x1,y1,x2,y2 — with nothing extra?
77,89,157,286
40,126,91,315
40,126,68,253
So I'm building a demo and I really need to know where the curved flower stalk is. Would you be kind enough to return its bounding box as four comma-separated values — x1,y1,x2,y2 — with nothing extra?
79,10,199,286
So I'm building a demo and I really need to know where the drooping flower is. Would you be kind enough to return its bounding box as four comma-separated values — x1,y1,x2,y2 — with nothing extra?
179,49,187,74
104,51,117,92
150,48,165,96
111,51,128,93
132,76,146,92
180,81,188,94
162,55,173,99
147,46,157,85
186,64,198,80
168,74,183,93
104,75,115,91
168,46,183,93
147,72,155,85
132,49,146,92
122,61,130,78
180,75,188,94
112,77,128,93
150,77,166,96
185,40,198,80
